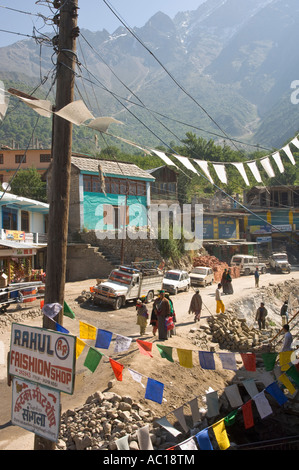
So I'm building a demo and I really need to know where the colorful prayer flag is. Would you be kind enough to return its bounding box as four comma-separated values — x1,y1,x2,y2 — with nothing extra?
262,352,278,371
242,400,254,429
224,410,238,427
198,351,215,370
206,390,219,417
219,352,237,371
253,391,272,419
279,351,294,371
79,321,97,340
95,329,113,349
279,373,296,394
136,339,153,357
55,323,69,334
109,358,124,381
76,337,86,359
173,406,189,433
156,344,174,362
145,378,164,404
156,417,182,437
266,382,288,406
195,428,213,450
240,353,256,372
286,364,299,386
225,384,243,408
84,347,103,372
63,300,75,319
177,348,193,368
212,419,230,450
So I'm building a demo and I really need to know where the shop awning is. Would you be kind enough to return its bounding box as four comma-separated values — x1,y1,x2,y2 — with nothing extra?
0,240,45,257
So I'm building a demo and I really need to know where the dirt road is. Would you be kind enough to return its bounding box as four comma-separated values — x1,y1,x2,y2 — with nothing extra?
1,268,298,450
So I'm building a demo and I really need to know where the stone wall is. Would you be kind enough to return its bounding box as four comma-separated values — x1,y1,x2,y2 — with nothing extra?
66,244,115,282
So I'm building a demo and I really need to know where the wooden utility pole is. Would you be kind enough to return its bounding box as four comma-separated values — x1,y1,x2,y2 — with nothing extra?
34,0,79,450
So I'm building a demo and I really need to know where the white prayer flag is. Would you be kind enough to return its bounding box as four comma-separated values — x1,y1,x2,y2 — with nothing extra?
173,405,189,433
247,161,262,183
242,379,259,398
156,417,182,437
128,368,145,388
206,390,219,417
137,424,154,450
116,435,130,450
19,96,53,118
272,152,284,173
179,437,198,450
55,100,94,125
188,397,201,425
282,144,296,165
114,334,132,353
260,157,275,178
87,117,123,132
225,384,243,408
151,149,178,167
193,160,214,183
291,136,299,150
232,162,250,186
213,163,227,184
172,154,198,174
253,391,273,419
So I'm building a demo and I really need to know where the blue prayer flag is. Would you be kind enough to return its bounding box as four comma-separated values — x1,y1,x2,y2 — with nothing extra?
55,323,69,334
266,382,288,406
198,351,216,370
196,428,213,450
95,329,113,349
219,352,237,371
145,378,164,404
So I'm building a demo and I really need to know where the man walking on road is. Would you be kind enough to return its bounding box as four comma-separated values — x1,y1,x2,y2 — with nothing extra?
254,267,260,288
215,283,225,313
255,302,267,330
189,289,202,322
156,290,170,341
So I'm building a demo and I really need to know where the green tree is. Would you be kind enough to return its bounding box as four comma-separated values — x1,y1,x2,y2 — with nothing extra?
10,167,47,202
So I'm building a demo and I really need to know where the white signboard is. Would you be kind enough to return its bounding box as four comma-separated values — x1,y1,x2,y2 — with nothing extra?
9,323,76,394
11,377,60,442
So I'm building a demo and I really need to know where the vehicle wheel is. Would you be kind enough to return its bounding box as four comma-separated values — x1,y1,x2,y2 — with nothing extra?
174,288,178,295
146,291,154,303
185,284,190,291
114,297,124,310
244,268,250,276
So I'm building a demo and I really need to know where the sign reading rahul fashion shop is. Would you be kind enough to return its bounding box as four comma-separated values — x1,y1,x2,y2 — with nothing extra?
9,323,76,394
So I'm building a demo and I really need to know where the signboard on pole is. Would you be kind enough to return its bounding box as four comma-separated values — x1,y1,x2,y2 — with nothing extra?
11,377,60,442
9,323,76,394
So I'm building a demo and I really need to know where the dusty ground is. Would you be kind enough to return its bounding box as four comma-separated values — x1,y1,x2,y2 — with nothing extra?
0,269,299,450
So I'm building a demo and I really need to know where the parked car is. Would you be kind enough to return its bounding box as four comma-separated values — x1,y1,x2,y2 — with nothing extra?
269,252,291,273
230,255,267,275
162,270,190,295
189,267,214,287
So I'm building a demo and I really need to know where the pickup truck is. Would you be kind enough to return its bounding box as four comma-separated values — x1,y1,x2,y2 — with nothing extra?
92,266,163,309
269,252,291,273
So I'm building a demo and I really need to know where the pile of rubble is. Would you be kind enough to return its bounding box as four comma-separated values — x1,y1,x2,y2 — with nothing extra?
192,255,240,282
0,306,41,332
57,391,174,451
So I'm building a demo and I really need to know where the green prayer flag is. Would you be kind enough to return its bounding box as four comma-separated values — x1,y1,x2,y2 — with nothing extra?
286,365,299,386
84,347,103,372
64,300,75,319
156,344,174,362
262,352,278,371
224,410,238,427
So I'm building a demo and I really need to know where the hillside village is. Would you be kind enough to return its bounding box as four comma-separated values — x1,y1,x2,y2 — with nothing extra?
0,0,299,454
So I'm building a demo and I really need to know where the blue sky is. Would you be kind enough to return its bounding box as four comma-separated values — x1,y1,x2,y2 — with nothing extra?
0,0,204,47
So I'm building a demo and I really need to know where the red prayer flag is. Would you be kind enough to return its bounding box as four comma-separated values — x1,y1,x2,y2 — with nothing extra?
136,339,153,357
109,358,124,381
242,400,254,429
240,353,256,372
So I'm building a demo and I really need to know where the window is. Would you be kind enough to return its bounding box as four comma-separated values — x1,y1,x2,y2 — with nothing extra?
2,207,17,230
21,211,29,232
40,154,51,163
15,154,26,164
0,154,3,164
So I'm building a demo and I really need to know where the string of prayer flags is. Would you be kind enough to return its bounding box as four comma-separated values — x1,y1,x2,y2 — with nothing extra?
260,157,275,178
247,161,262,183
63,300,76,319
136,339,153,357
84,347,104,373
242,400,254,429
173,154,198,174
173,406,189,433
240,353,256,372
282,144,296,165
193,160,214,183
212,419,230,450
262,352,278,371
279,351,294,371
213,163,227,184
232,162,250,186
272,152,284,173
179,437,198,450
42,302,62,319
79,321,97,340
156,344,174,362
225,384,243,408
137,425,154,450
253,391,272,419
286,364,299,386
188,397,201,425
206,390,219,417
155,417,182,437
265,382,288,406
177,348,193,368
219,352,237,371
109,358,124,381
278,373,296,395
95,329,113,349
128,368,145,388
195,428,213,450
76,337,86,359
114,334,132,353
145,378,164,404
198,351,216,370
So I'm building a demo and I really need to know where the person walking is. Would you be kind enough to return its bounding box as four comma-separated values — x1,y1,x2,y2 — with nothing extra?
280,300,289,325
281,324,293,352
150,297,159,336
255,302,267,330
189,289,202,322
215,283,225,313
226,269,234,295
136,299,149,336
254,267,260,288
165,293,176,335
221,269,228,294
156,290,170,341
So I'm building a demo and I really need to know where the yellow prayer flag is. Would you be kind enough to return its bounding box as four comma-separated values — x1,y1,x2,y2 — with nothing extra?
79,321,97,340
177,348,193,368
212,419,230,450
76,337,86,359
279,351,295,371
278,373,296,395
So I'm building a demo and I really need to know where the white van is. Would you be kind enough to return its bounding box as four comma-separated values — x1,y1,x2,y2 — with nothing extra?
189,266,214,287
162,270,190,294
230,255,267,275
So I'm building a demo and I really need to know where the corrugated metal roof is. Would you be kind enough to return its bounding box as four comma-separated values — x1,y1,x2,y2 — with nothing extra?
71,155,155,181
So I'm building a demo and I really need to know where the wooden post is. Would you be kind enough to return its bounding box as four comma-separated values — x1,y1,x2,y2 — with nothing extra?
34,0,79,450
